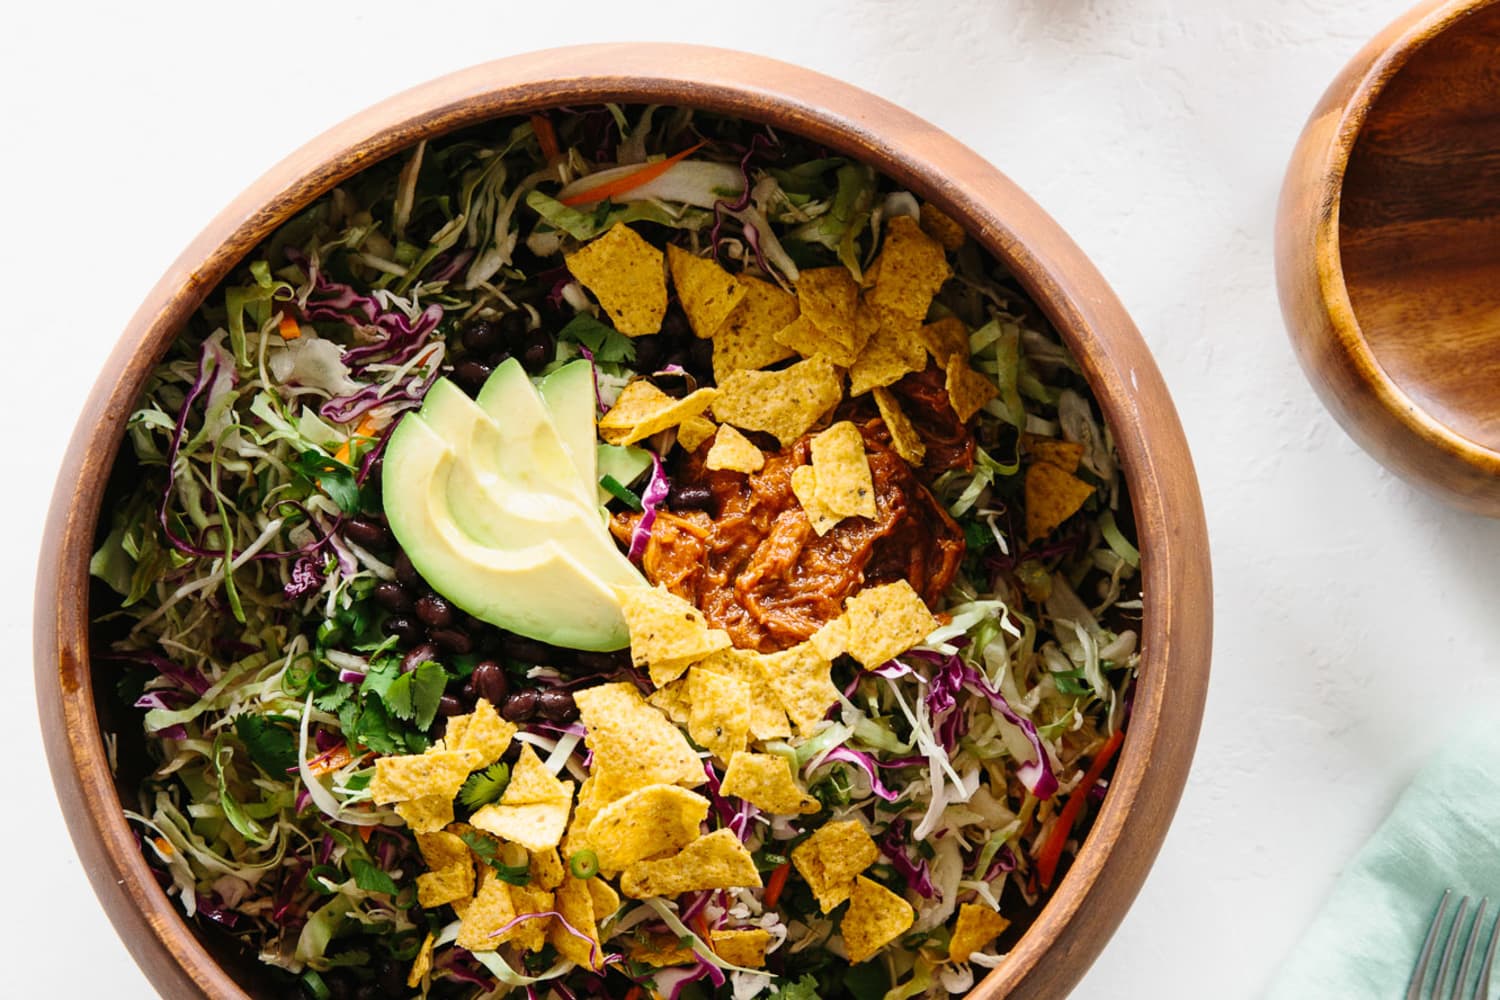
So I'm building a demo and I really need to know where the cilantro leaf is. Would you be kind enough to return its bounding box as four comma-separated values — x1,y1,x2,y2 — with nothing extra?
459,830,530,885
458,762,511,810
384,671,415,721
410,660,448,731
770,975,823,1000
234,714,299,775
558,313,636,364
314,682,354,714
348,858,399,896
290,450,361,514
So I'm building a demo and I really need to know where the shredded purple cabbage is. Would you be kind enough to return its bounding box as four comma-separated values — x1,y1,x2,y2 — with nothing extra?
485,910,601,969
284,554,325,600
924,651,1059,799
627,455,670,561
879,820,935,898
812,746,900,802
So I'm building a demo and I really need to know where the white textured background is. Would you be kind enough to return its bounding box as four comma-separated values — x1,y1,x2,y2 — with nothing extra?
7,1,1500,996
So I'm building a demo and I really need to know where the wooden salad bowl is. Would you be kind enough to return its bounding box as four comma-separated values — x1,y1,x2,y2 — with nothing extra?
34,45,1212,999
1277,0,1500,515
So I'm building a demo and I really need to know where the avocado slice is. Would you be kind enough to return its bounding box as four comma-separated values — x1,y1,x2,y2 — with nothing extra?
539,359,599,492
473,359,593,510
596,443,655,506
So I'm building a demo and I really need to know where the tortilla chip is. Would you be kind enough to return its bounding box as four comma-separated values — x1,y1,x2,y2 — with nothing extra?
416,863,474,909
618,585,733,686
552,876,605,970
810,421,877,519
498,884,554,952
756,641,839,737
455,867,517,952
470,796,573,852
843,581,941,669
598,380,719,446
370,750,475,805
416,830,471,872
676,414,717,453
531,848,566,891
790,465,843,537
790,819,880,913
586,875,620,921
773,314,862,367
394,795,455,834
619,829,762,899
406,931,435,989
704,424,766,474
502,744,571,806
919,315,969,367
711,276,798,380
629,933,699,967
561,773,605,858
809,616,851,662
944,353,998,424
841,875,915,964
711,928,772,968
687,666,751,763
1024,460,1096,542
451,698,517,769
695,648,792,741
1024,435,1085,474
867,215,951,327
564,224,666,336
871,387,927,466
647,677,692,725
721,751,819,815
919,202,967,251
712,356,843,447
792,267,873,360
667,244,746,338
441,713,471,752
586,784,711,871
848,316,928,396
948,901,1012,962
574,683,707,795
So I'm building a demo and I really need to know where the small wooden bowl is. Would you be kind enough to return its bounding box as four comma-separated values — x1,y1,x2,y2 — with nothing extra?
1278,0,1500,514
34,45,1212,999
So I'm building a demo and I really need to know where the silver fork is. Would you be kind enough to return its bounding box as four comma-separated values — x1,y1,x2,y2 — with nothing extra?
1409,890,1500,1000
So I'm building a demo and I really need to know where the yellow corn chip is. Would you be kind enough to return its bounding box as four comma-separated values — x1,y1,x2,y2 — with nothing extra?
944,353,999,424
871,387,927,466
711,276,799,380
867,215,951,327
619,829,762,899
695,648,791,741
531,848,566,891
790,819,880,913
574,683,707,795
841,875,915,964
647,677,691,725
919,202,967,251
618,585,733,686
809,615,850,662
598,380,719,447
919,315,970,367
676,414,717,453
790,465,842,537
453,698,517,769
773,314,862,367
586,784,711,871
704,424,766,474
552,875,605,970
502,744,571,806
810,421,877,519
721,751,818,815
417,863,474,909
1024,460,1095,542
470,796,573,852
629,933,699,967
687,666,751,762
712,356,843,447
406,931,435,989
711,928,771,968
395,794,455,834
1024,435,1085,474
441,713,471,752
416,830,471,872
756,641,839,737
564,224,666,336
561,773,605,858
498,884,554,952
948,901,1012,962
793,267,873,359
848,317,928,396
843,581,940,669
667,244,746,338
370,750,475,805
586,875,620,921
455,867,517,952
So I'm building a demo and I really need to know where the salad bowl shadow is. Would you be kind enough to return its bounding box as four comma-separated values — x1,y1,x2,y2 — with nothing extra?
1277,0,1500,515
35,45,1211,999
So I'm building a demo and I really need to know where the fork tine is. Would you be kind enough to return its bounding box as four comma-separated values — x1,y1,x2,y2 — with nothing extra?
1477,905,1500,1000
1454,899,1487,1000
1435,896,1471,999
1413,891,1456,1000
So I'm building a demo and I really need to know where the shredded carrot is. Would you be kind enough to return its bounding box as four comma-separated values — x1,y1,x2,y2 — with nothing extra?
558,141,707,207
153,836,175,856
357,824,375,844
307,744,354,777
530,113,560,161
333,414,380,465
623,987,644,1000
278,314,301,340
691,910,712,946
763,860,792,910
1035,729,1126,890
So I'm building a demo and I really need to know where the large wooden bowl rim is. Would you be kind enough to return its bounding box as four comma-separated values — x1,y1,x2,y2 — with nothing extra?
34,44,1211,1000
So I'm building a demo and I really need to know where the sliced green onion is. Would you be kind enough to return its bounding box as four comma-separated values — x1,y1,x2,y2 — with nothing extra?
569,849,600,879
599,475,643,511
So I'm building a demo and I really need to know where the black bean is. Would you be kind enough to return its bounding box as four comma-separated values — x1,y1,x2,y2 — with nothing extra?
518,326,555,374
633,334,663,371
376,962,407,996
400,643,439,674
670,483,715,512
460,677,477,704
393,551,424,589
461,318,504,355
687,337,714,377
372,581,413,612
414,593,455,628
435,695,465,719
537,689,578,723
429,627,473,654
452,359,494,395
499,310,531,348
471,660,509,705
381,615,422,645
500,633,561,665
342,516,390,550
500,689,539,722
660,309,692,342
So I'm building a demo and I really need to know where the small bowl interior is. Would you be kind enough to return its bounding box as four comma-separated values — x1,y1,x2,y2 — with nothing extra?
1339,1,1500,451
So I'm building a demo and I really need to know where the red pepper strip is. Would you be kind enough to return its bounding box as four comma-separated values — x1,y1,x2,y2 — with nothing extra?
1035,729,1126,890
623,988,644,1000
762,860,792,910
558,141,707,207
530,114,560,161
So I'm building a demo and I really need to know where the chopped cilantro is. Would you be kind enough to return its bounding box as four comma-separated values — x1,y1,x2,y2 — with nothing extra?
558,312,636,364
289,450,362,514
349,858,399,896
233,714,299,775
459,830,530,885
458,762,511,810
769,974,822,1000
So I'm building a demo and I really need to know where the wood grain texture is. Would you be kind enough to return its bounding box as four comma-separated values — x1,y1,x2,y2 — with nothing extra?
1277,0,1500,514
34,45,1212,999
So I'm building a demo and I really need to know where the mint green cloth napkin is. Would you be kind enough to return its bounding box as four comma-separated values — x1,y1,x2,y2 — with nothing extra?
1268,720,1500,999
